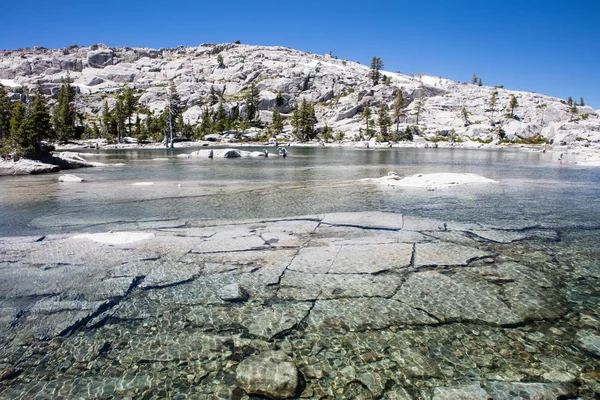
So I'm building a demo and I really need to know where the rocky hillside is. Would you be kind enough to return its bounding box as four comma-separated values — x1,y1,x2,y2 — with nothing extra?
1,43,599,146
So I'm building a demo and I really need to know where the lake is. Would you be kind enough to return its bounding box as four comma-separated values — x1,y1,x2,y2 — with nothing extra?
1,146,599,236
1,146,599,399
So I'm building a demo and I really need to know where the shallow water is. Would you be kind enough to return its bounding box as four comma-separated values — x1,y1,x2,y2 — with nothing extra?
1,146,599,236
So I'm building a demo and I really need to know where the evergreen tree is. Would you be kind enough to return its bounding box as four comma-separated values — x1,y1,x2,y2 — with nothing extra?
321,125,333,142
275,93,285,108
166,83,182,147
20,95,52,158
369,57,384,85
119,86,139,136
292,99,317,141
52,74,77,143
8,101,26,156
392,89,407,136
413,84,426,126
244,84,260,122
378,104,391,141
0,84,13,148
272,108,283,134
478,78,483,87
488,90,498,126
567,96,573,106
580,97,585,107
113,97,127,143
460,106,471,126
570,103,578,121
101,101,115,138
509,94,519,117
216,54,224,67
471,73,479,84
209,85,218,105
0,84,13,144
361,103,375,139
215,102,228,133
198,108,212,138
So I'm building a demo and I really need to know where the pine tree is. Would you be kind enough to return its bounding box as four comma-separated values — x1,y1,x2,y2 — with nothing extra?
580,97,585,107
0,85,13,145
216,54,224,67
272,108,283,134
392,89,407,136
209,85,218,105
509,94,519,118
378,104,391,141
488,90,498,126
567,96,573,106
119,86,139,136
21,95,52,158
275,93,285,108
478,78,483,87
52,74,77,143
570,103,578,121
215,102,228,133
413,84,426,126
361,104,374,139
369,57,384,85
244,84,260,122
460,106,471,126
113,97,127,143
198,108,212,138
292,100,317,141
471,74,479,84
166,83,182,147
8,101,26,156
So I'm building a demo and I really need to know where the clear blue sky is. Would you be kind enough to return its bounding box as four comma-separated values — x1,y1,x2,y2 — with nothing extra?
2,0,599,108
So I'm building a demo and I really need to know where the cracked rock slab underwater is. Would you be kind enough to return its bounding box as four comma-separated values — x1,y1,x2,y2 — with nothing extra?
0,212,598,399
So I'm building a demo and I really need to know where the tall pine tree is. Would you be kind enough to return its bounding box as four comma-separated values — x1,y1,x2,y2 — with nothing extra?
52,74,77,143
369,57,384,85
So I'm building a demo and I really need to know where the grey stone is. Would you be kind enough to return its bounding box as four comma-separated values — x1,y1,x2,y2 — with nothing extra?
357,371,387,397
483,382,577,400
395,271,522,325
217,283,249,302
432,383,489,400
414,242,490,267
577,330,600,357
58,174,84,182
391,348,442,378
322,211,404,230
236,351,299,399
87,49,114,68
305,298,437,331
278,271,403,300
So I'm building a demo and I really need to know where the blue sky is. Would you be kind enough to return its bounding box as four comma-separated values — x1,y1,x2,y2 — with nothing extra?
2,0,599,107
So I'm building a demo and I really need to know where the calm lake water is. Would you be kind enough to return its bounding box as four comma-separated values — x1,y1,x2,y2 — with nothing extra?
1,146,600,236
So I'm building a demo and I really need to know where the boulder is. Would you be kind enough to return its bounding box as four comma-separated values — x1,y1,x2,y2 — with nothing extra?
217,283,248,302
0,160,60,175
58,174,84,182
87,49,114,68
235,351,299,399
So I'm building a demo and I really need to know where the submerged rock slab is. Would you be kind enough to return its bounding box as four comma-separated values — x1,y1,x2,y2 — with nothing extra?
0,212,593,399
305,298,437,331
414,242,490,267
396,271,521,325
236,351,299,399
483,382,577,400
321,211,404,230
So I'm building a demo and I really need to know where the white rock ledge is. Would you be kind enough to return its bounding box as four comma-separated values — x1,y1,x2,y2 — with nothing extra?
368,172,498,189
72,231,155,244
